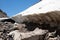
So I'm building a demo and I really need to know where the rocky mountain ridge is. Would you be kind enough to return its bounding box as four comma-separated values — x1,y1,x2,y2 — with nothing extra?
0,9,8,18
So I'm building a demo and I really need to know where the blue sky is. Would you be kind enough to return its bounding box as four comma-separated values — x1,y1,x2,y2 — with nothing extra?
0,0,40,17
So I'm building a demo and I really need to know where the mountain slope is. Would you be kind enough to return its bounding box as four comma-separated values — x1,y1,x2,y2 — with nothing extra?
0,9,8,18
14,0,60,16
11,0,60,23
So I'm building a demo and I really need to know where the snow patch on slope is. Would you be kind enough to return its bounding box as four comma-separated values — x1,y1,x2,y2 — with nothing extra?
0,18,8,20
13,0,60,17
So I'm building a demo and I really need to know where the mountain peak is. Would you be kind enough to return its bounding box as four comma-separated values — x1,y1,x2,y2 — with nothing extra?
0,9,3,12
0,9,8,18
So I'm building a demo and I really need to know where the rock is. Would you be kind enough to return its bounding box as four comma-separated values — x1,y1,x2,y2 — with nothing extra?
0,21,15,40
0,9,8,18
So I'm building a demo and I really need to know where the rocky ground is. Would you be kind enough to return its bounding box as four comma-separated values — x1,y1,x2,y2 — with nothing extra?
0,9,60,40
0,9,14,40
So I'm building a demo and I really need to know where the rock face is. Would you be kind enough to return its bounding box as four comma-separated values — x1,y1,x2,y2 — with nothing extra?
0,17,59,40
0,20,15,40
0,9,15,40
10,0,60,40
0,0,60,40
0,9,8,18
0,19,47,40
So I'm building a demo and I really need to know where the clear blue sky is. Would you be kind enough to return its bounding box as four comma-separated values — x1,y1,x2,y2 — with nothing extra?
0,0,40,17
